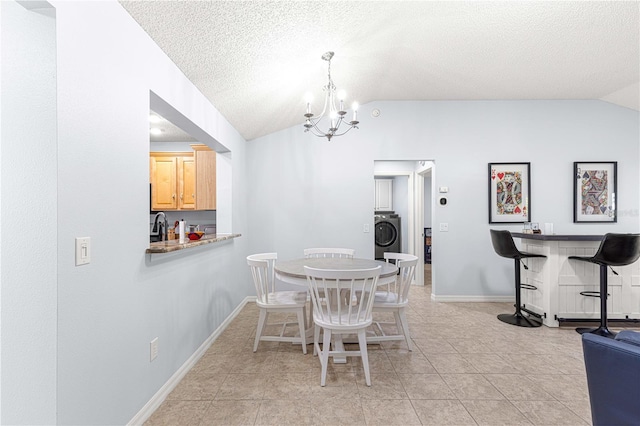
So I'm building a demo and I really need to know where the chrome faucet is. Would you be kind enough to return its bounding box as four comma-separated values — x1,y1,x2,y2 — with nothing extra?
151,212,168,241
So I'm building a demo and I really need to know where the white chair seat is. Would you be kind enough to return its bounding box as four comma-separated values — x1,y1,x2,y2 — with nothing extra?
257,290,307,307
374,291,410,306
313,312,373,332
374,291,397,304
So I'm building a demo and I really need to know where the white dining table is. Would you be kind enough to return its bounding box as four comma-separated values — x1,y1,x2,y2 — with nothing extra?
275,257,398,363
275,257,398,286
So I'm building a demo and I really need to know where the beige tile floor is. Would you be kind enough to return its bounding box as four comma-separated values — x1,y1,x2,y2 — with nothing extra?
145,265,632,425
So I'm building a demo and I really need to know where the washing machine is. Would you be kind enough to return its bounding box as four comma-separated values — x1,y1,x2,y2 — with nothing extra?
375,212,401,260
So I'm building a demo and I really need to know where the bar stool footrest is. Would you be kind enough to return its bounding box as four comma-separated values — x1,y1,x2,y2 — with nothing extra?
580,291,601,298
521,284,537,291
520,306,542,319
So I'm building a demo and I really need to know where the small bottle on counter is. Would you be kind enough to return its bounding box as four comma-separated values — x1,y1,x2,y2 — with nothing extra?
178,219,185,243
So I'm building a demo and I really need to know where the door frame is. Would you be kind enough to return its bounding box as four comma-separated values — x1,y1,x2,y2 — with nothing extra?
374,170,422,286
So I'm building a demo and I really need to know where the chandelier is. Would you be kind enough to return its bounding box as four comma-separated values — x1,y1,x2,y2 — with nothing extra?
303,52,359,141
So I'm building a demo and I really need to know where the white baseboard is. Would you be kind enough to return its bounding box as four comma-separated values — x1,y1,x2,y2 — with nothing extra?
431,294,514,303
128,296,255,426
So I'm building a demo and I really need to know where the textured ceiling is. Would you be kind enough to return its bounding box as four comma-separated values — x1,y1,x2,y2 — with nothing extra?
120,1,640,141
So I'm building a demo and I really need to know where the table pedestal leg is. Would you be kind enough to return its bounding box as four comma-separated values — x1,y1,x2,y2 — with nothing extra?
332,335,347,363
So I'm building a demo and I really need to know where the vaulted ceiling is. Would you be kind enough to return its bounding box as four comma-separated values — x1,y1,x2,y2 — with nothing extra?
120,1,640,141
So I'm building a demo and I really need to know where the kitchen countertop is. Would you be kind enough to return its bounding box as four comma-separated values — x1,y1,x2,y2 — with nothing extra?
146,233,241,254
511,232,603,241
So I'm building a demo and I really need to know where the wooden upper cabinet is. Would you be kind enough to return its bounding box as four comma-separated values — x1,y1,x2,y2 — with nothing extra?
177,156,196,210
150,145,216,211
150,155,179,210
193,144,216,210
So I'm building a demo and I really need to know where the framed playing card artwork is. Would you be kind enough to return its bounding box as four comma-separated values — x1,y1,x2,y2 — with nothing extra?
488,162,531,224
574,161,617,223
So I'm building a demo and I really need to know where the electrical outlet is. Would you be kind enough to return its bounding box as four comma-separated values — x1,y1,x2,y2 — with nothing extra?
363,224,370,233
150,337,158,362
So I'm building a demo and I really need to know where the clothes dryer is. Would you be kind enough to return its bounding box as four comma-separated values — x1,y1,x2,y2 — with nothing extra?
375,213,401,260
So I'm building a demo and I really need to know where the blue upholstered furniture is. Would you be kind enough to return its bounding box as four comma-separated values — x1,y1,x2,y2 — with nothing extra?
582,330,640,425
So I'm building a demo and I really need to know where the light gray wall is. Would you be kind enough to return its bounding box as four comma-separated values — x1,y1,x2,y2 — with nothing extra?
248,100,640,299
2,1,251,424
1,2,57,423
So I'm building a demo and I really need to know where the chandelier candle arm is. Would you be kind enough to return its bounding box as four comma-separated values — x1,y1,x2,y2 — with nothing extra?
302,51,360,141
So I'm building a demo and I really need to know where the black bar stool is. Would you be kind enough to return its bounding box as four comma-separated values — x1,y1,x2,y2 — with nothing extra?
490,229,547,327
569,233,640,338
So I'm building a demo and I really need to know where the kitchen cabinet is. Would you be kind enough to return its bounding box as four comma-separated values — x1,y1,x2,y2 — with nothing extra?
150,144,216,211
178,156,196,209
193,144,216,210
374,179,393,211
150,152,195,211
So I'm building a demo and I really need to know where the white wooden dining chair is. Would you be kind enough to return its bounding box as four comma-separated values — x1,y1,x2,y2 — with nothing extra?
367,252,418,351
304,265,381,386
303,248,356,324
247,253,308,354
303,247,355,259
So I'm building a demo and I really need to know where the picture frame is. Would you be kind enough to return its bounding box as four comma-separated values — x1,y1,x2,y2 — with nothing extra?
574,161,617,223
488,162,531,224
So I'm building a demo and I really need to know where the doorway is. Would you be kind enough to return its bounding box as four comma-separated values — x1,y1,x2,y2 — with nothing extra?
373,161,435,289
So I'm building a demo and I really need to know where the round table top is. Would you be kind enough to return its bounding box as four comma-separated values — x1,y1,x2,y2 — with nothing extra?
275,257,398,280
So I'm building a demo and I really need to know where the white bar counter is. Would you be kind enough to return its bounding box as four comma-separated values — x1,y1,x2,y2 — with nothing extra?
512,233,640,327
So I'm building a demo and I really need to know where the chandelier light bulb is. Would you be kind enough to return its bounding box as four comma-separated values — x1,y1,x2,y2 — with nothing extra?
337,90,346,111
330,110,337,129
304,92,314,115
351,102,359,123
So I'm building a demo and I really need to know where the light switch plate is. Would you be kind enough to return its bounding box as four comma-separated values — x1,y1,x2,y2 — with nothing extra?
439,223,449,232
75,237,91,266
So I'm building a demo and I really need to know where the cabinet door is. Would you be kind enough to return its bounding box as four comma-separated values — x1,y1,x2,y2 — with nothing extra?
150,156,177,210
178,156,196,210
375,179,393,211
195,148,216,210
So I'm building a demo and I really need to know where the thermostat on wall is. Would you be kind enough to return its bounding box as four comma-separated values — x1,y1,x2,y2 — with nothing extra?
439,197,447,206
439,186,449,193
